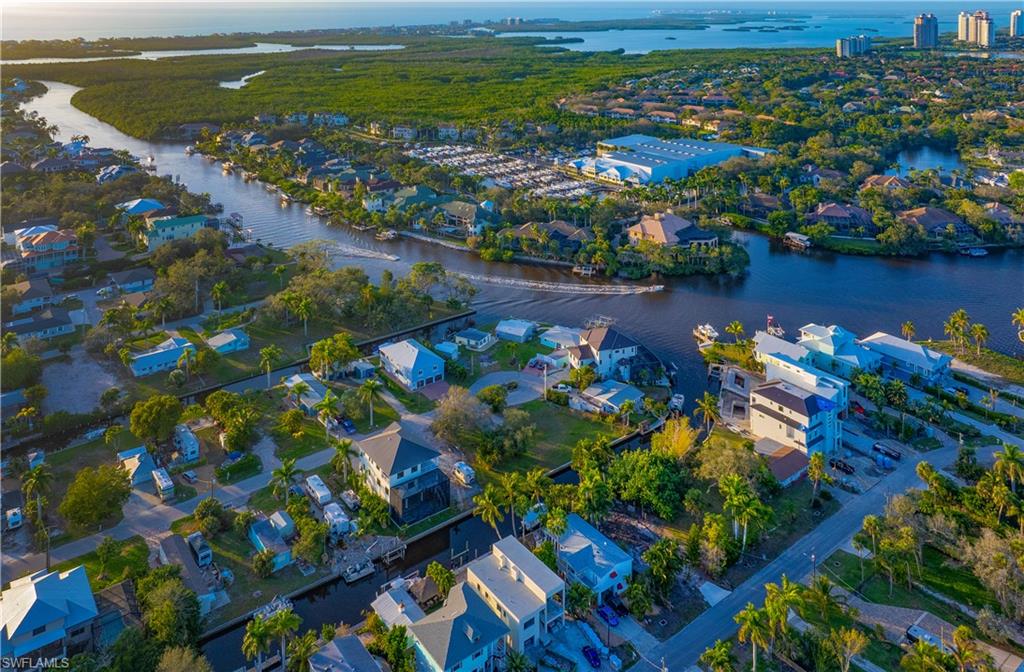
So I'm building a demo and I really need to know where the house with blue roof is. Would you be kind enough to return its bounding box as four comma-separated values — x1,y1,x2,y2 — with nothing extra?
129,336,195,377
0,566,99,660
116,198,165,217
797,324,882,379
283,373,328,416
454,328,495,352
206,328,249,354
248,518,293,572
379,339,445,390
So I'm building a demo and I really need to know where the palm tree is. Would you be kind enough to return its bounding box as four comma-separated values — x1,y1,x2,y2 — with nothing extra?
242,616,272,671
735,603,770,672
1013,307,1024,344
808,452,832,501
699,640,736,672
807,575,845,621
153,296,174,326
994,443,1024,493
273,264,288,289
267,608,301,672
22,464,52,569
725,320,745,343
287,630,320,672
969,322,989,356
900,640,951,672
901,321,916,341
826,627,868,672
735,495,770,552
504,650,534,672
948,625,990,672
296,296,313,337
474,485,505,540
325,437,353,477
357,379,383,428
272,458,299,505
177,348,197,380
2,331,19,355
312,389,340,442
288,380,311,408
524,468,552,503
694,391,720,433
862,514,882,555
764,575,803,647
211,281,229,312
497,472,524,538
259,345,283,389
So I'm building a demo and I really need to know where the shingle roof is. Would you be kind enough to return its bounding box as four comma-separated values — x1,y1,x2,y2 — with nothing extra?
859,332,952,373
310,635,383,672
556,514,631,588
358,423,439,476
109,268,155,286
753,380,832,417
409,583,508,671
581,326,637,354
12,278,52,301
1,567,98,657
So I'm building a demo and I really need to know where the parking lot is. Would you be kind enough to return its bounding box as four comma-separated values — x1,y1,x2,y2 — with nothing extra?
407,145,593,199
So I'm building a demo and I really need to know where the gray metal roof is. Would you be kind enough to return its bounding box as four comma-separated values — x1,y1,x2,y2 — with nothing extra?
358,423,439,476
309,635,383,672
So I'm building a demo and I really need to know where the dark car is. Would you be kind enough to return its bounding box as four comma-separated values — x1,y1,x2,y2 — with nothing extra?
341,418,357,434
829,458,855,475
607,596,629,617
582,646,601,669
596,605,619,627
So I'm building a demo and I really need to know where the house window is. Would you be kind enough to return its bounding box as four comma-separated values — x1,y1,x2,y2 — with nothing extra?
473,651,483,659
524,617,535,629
32,625,46,636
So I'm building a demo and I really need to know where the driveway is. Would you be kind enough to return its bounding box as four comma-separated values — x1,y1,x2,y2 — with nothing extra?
468,369,567,406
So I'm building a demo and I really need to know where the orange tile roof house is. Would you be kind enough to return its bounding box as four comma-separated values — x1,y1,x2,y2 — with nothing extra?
627,211,719,250
4,226,80,273
860,174,912,191
898,206,972,239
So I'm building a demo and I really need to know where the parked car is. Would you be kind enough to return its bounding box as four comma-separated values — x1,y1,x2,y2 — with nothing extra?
181,470,198,484
829,458,855,475
340,418,357,434
552,383,571,393
850,401,865,415
453,461,476,486
596,605,619,627
582,646,601,669
607,595,629,617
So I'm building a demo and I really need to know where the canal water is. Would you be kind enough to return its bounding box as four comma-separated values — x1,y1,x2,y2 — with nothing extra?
23,80,1024,670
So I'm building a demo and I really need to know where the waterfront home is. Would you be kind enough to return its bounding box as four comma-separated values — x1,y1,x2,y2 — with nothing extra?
3,307,75,342
108,268,155,294
507,220,594,256
627,211,717,251
157,535,221,616
177,122,220,140
567,326,639,381
392,125,418,140
379,339,445,391
129,336,195,377
539,325,582,349
172,424,200,464
495,319,535,344
550,514,631,605
860,174,911,191
753,331,849,409
372,579,427,628
806,202,876,235
859,332,952,384
310,635,384,672
95,164,137,183
983,202,1023,228
6,225,80,273
137,214,210,252
408,582,509,672
356,423,451,525
9,278,53,315
573,380,645,415
117,446,157,486
797,323,882,379
465,536,566,652
283,373,328,415
454,328,495,352
897,207,972,239
248,518,293,572
31,157,74,173
439,200,490,236
750,380,840,456
0,567,98,661
206,328,250,354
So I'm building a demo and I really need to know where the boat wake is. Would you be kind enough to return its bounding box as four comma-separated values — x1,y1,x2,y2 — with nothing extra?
327,242,399,261
453,272,663,295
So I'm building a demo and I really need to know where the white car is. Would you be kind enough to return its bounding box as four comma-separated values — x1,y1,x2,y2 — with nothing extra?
552,383,572,393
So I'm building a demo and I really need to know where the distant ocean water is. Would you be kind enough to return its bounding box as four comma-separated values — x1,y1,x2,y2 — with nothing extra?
3,1,1022,43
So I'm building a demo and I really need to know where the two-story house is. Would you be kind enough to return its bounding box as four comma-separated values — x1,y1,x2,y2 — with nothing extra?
796,323,882,379
8,226,80,273
379,339,445,390
749,379,840,456
0,567,98,665
567,327,639,381
408,583,508,672
138,214,209,252
356,423,451,525
465,537,565,653
550,514,632,605
8,279,53,315
859,332,952,384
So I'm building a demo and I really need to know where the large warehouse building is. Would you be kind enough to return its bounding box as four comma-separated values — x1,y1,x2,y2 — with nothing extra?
566,134,771,186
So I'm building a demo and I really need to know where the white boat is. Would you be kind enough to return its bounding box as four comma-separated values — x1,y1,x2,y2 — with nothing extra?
252,595,292,620
222,161,234,174
968,247,988,257
692,324,719,345
766,314,785,338
375,229,398,241
225,212,244,229
280,193,293,204
668,393,686,412
342,559,375,584
184,145,195,155
305,206,315,215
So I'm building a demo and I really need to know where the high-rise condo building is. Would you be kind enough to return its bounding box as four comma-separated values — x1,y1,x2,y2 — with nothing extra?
958,11,971,40
959,10,994,47
914,13,939,48
835,34,871,58
1011,9,1022,37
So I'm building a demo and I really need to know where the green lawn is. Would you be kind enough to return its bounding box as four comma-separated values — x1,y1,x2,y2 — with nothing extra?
52,535,149,591
821,236,884,254
700,340,758,369
925,340,1024,386
380,374,435,413
272,417,330,461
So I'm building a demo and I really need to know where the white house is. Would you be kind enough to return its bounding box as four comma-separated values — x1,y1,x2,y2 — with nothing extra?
465,537,565,653
129,336,195,378
0,567,98,661
753,331,849,412
567,327,639,380
408,583,508,672
172,424,200,464
117,446,157,486
572,380,645,414
495,319,535,343
206,328,250,354
538,325,582,349
551,514,632,605
750,379,841,456
454,328,495,352
371,578,426,628
797,324,882,379
356,423,450,525
283,372,328,415
379,339,445,390
859,332,952,384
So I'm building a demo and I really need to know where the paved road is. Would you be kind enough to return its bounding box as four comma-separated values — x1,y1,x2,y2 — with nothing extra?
646,403,1018,670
